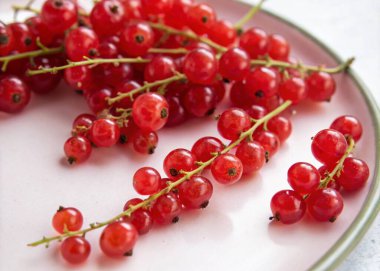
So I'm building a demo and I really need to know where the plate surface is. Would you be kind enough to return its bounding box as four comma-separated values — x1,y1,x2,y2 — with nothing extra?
0,0,379,270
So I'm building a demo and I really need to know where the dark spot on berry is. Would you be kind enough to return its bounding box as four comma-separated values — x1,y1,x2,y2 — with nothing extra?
169,168,179,177
75,89,84,95
206,108,215,116
24,37,32,46
89,48,98,57
124,250,133,257
0,34,9,45
200,201,209,209
329,217,336,223
172,188,178,194
181,39,190,47
172,216,179,223
119,134,128,144
201,16,208,23
265,151,270,163
223,78,230,83
255,90,264,98
160,108,168,119
54,0,63,8
148,146,156,154
12,93,21,104
236,28,243,36
228,167,237,176
67,157,76,165
135,35,144,44
57,206,65,212
110,5,119,14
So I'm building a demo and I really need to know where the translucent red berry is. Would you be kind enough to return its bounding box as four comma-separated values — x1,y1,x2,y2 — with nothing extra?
219,47,250,82
52,207,83,234
178,176,213,209
270,190,306,224
235,141,266,174
151,193,182,224
183,48,218,85
90,0,125,37
133,167,161,195
61,236,91,264
119,23,154,57
307,188,344,222
0,76,31,113
89,119,121,147
164,149,196,180
287,162,320,195
123,198,153,235
239,27,268,59
337,157,369,191
306,72,336,102
41,0,78,34
330,115,363,142
211,154,243,185
64,136,92,164
191,136,224,163
217,108,251,140
65,27,99,61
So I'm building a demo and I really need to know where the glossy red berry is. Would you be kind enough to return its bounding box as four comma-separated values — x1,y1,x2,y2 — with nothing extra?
306,72,336,102
191,136,224,163
87,87,112,113
65,66,93,90
278,77,307,105
52,207,83,234
307,188,344,222
61,236,91,264
183,85,217,117
89,119,120,147
239,27,268,59
287,162,320,195
270,190,306,224
311,129,347,166
330,115,363,142
141,0,173,16
100,221,138,257
183,48,218,85
132,93,169,132
72,113,96,136
253,130,280,159
8,23,37,53
178,176,213,209
337,157,369,191
121,0,143,21
208,20,237,47
132,130,158,154
151,193,182,224
144,56,175,83
0,76,31,113
219,47,250,81
0,22,14,56
229,81,251,108
217,108,251,140
187,3,216,34
165,96,187,127
211,154,243,185
25,16,55,47
64,136,92,164
133,167,161,195
267,34,290,61
41,0,78,34
119,23,154,57
235,141,266,174
267,115,292,143
244,67,279,100
245,105,267,119
123,198,153,235
90,0,125,37
65,27,99,61
164,149,196,180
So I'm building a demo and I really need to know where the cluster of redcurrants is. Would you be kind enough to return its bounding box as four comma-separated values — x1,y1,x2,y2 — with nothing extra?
270,115,370,224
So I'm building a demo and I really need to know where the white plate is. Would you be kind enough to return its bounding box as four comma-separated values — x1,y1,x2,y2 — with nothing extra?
0,0,379,270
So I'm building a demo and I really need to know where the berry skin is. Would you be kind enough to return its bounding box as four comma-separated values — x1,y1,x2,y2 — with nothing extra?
112,81,141,109
229,81,251,108
87,87,112,114
0,22,14,56
253,131,280,159
267,116,292,143
52,207,83,234
72,113,96,136
311,129,347,166
141,0,173,17
211,154,243,185
64,66,93,90
267,34,290,61
330,115,363,142
306,72,336,102
187,3,216,35
337,157,369,191
65,27,99,61
287,162,320,195
61,236,91,264
165,96,187,127
278,77,307,105
41,0,78,34
99,221,138,257
270,190,306,224
151,193,182,224
191,136,224,163
245,105,267,120
165,0,192,29
25,16,55,47
235,141,266,174
89,119,121,147
133,130,158,154
183,48,218,85
239,27,268,59
0,76,31,113
123,198,153,235
219,47,250,82
208,20,237,47
64,136,92,164
164,149,196,180
178,176,213,209
90,0,125,37
119,23,154,57
133,167,161,195
144,56,175,83
183,85,217,117
217,108,251,140
132,93,169,132
307,188,344,222
8,23,37,53
244,67,279,100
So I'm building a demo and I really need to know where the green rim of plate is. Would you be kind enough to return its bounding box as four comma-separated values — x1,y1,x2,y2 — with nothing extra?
236,1,380,270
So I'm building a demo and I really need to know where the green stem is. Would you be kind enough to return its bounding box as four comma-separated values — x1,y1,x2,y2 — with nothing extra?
251,56,355,74
0,46,63,72
149,48,189,54
107,73,187,105
148,22,227,53
27,100,292,247
319,137,355,188
234,0,266,31
27,57,150,76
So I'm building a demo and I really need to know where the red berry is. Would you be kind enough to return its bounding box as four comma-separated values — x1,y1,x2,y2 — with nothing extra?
8,23,37,53
178,176,213,209
211,154,243,185
253,130,280,159
0,22,14,56
235,141,266,174
0,76,31,113
87,87,112,113
287,162,320,195
151,193,182,224
330,115,363,142
183,48,218,85
89,119,120,147
164,149,196,180
337,157,369,191
245,105,267,119
165,0,192,28
64,136,92,164
278,77,307,105
121,0,143,21
144,56,175,83
270,190,306,224
64,66,93,90
307,188,344,222
267,115,292,143
141,0,173,17
191,136,224,163
61,236,91,264
65,27,99,61
244,67,279,100
267,34,290,61
187,3,216,35
306,72,336,102
133,167,161,195
229,81,251,108
239,27,268,59
119,22,154,57
132,130,158,154
41,0,78,34
72,113,96,136
52,207,83,234
98,41,119,58
183,85,217,117
25,16,55,47
123,198,153,235
219,47,250,82
208,20,237,47
311,129,347,166
217,108,251,140
99,221,138,257
132,93,169,132
90,0,125,37
165,96,187,127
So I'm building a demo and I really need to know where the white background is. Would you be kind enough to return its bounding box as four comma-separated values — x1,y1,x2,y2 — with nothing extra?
258,1,380,269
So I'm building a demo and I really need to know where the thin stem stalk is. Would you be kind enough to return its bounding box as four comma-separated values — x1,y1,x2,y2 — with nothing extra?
234,0,266,31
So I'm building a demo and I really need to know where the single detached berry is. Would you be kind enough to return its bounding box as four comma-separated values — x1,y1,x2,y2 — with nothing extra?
307,188,344,222
61,236,91,264
270,190,306,224
132,130,158,154
287,162,320,195
211,154,243,185
337,157,369,191
133,167,161,195
52,207,83,234
64,136,92,164
178,176,213,209
330,115,363,142
0,76,31,113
